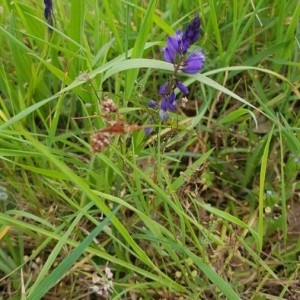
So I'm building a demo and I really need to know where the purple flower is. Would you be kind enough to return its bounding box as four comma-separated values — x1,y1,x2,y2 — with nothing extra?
161,92,177,111
162,15,205,76
181,50,205,74
163,14,201,63
158,82,169,96
176,81,189,94
148,100,157,108
164,30,183,63
144,127,153,135
144,119,154,135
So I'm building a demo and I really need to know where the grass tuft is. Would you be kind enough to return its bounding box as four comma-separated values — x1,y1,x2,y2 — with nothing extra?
0,1,299,299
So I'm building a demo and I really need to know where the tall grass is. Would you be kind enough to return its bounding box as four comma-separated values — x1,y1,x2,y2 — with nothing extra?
0,0,299,299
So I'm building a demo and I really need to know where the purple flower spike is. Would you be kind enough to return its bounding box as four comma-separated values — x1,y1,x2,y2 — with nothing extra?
182,14,201,52
181,50,205,74
150,14,204,123
176,81,189,94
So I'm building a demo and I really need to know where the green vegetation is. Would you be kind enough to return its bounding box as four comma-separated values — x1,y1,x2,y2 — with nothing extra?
0,0,299,299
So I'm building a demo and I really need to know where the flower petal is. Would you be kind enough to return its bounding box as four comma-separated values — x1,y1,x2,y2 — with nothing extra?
148,100,157,108
159,82,169,96
163,46,176,63
159,109,169,121
176,81,189,94
168,30,182,52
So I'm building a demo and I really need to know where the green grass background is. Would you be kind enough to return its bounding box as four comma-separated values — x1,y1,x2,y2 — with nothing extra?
0,0,299,299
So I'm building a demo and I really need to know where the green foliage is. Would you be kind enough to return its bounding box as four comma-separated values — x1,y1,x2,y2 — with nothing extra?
0,0,299,299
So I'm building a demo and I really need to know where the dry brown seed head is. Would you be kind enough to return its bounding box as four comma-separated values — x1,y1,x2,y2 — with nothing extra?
90,131,111,153
101,97,118,115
